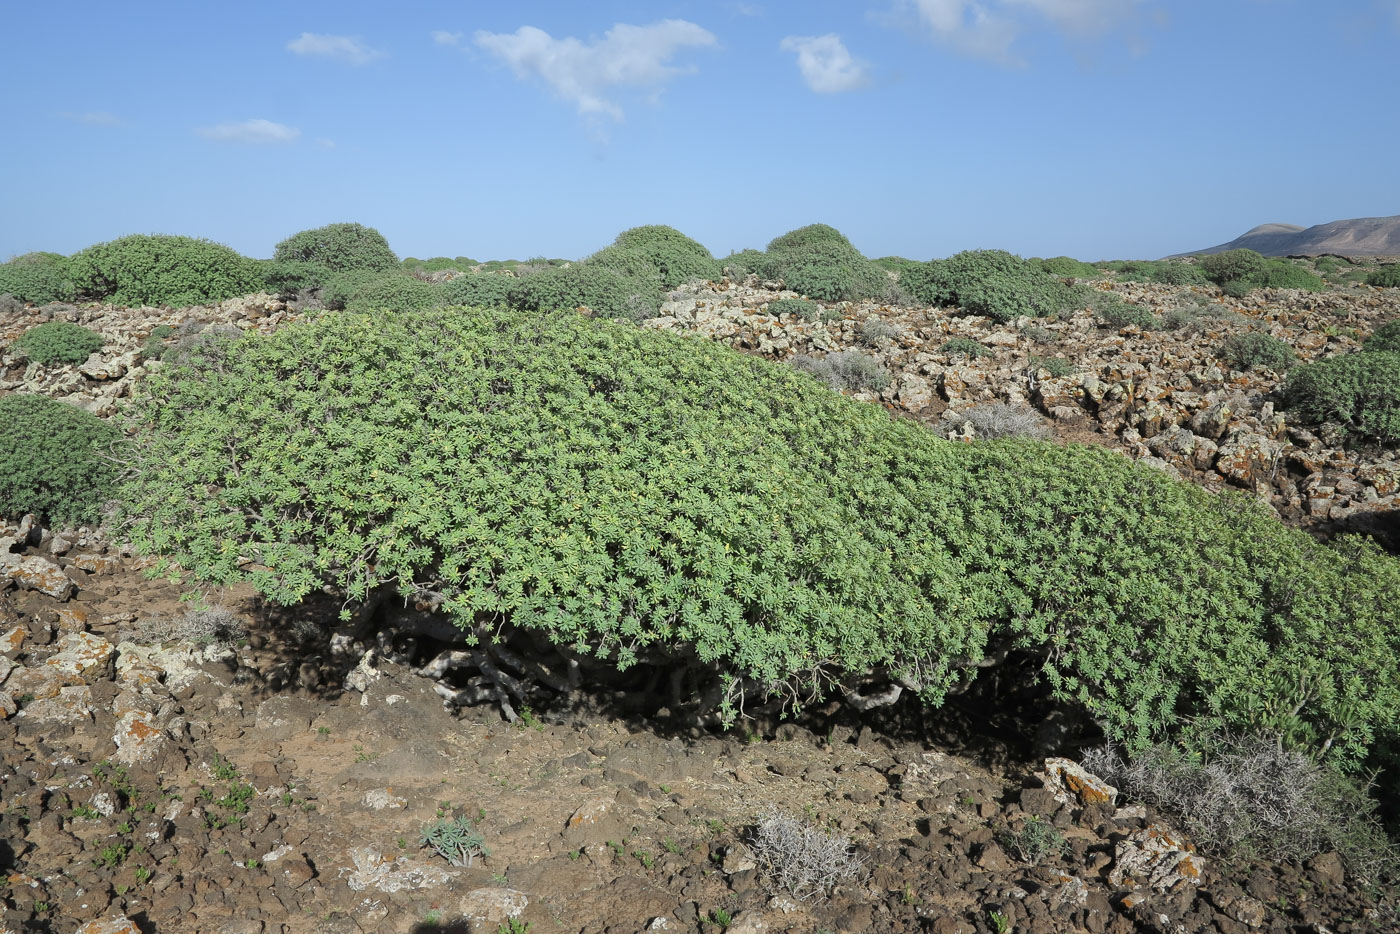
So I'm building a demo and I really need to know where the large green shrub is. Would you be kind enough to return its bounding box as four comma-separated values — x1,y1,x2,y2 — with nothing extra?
1104,260,1208,286
905,250,1085,322
343,275,444,313
259,259,326,299
0,252,75,304
508,264,660,321
0,394,122,525
1218,332,1296,371
1366,265,1400,288
13,322,105,365
586,245,665,285
442,273,515,308
763,226,888,303
1282,351,1400,446
1363,320,1400,353
1200,249,1268,286
67,235,262,307
120,307,1400,780
1094,295,1157,330
607,226,719,289
273,223,398,274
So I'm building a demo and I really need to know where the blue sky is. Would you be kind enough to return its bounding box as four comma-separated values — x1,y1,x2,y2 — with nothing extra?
5,1,1398,263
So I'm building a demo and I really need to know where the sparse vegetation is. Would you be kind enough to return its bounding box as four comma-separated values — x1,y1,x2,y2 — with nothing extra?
1083,736,1396,878
750,810,866,900
998,816,1067,865
955,403,1052,441
940,337,991,357
793,349,892,393
768,297,825,322
421,814,488,867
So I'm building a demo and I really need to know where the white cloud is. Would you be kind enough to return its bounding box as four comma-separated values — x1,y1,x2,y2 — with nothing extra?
197,119,301,144
899,0,1140,63
316,137,336,149
474,20,717,121
286,32,384,65
779,34,871,93
61,111,120,126
431,30,463,46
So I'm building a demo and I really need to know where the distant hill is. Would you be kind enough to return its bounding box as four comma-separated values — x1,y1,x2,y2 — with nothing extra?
1174,214,1400,257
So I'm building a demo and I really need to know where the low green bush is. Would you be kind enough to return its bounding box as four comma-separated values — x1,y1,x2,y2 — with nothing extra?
1218,333,1295,371
1258,259,1325,291
507,264,660,321
905,250,1085,323
1282,351,1400,445
940,337,991,357
1200,249,1268,286
67,235,262,307
0,394,122,525
1038,256,1100,279
0,252,75,304
609,226,719,289
1104,260,1208,286
1029,356,1076,378
1094,295,1157,330
1363,320,1400,353
720,249,772,279
1222,280,1253,299
119,306,1400,786
764,225,888,303
343,275,444,313
273,223,398,273
1367,265,1400,288
13,321,105,365
402,256,476,275
442,273,515,308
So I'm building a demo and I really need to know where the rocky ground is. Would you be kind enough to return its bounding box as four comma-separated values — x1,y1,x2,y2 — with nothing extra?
2,281,1400,933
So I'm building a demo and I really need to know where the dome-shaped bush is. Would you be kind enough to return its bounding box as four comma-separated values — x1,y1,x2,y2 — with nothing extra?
0,394,122,525
13,321,105,365
1365,265,1400,288
120,306,1400,781
1200,249,1268,287
67,235,262,307
443,273,516,307
905,250,1084,322
273,223,398,273
608,225,719,289
762,225,888,302
0,252,75,304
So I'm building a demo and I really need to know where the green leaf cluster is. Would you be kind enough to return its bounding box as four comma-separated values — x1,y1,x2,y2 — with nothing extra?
66,235,263,307
1093,294,1157,330
317,269,383,311
442,273,516,308
120,306,1400,784
0,252,75,304
13,321,105,365
0,394,122,525
1282,351,1400,446
343,275,444,313
905,250,1086,322
939,337,991,357
1366,265,1400,288
762,225,888,303
768,298,827,322
1217,332,1296,371
273,223,398,274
